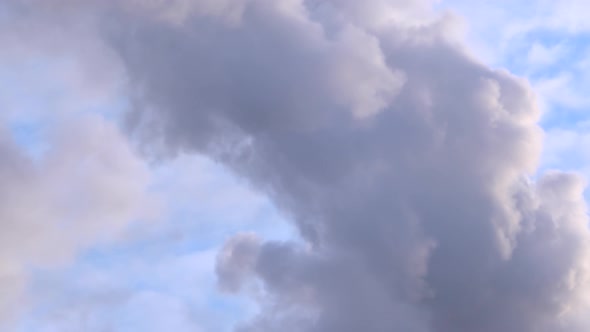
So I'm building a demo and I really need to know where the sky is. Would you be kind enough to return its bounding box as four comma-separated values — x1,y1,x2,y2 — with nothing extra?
2,1,590,331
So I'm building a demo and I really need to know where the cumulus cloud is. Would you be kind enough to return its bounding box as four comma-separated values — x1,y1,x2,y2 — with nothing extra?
4,0,590,331
443,0,590,116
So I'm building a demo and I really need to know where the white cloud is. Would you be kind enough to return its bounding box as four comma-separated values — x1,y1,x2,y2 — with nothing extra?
527,42,568,68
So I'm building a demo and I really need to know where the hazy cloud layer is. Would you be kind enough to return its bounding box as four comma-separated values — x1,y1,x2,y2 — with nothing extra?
3,0,590,331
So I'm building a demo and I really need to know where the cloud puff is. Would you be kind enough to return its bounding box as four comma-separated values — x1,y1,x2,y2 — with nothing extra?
4,0,590,331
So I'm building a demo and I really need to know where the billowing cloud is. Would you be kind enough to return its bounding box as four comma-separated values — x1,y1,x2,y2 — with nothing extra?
3,0,590,331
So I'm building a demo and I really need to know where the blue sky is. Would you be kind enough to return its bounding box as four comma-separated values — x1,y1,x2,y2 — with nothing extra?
3,1,590,331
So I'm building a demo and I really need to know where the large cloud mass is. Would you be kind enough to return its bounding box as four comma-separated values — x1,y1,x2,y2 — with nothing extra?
4,0,590,331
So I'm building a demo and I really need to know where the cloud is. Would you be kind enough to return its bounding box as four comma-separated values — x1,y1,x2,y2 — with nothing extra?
541,121,590,178
79,1,590,331
527,42,568,68
217,233,262,293
15,151,289,331
26,253,212,332
442,0,590,117
0,113,155,328
4,0,590,331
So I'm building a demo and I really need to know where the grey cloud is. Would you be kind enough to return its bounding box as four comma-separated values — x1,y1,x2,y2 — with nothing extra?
217,233,261,293
102,1,590,331
5,0,590,331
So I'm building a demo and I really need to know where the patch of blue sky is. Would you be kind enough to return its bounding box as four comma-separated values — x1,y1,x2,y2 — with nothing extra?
19,235,257,331
8,121,48,161
510,35,590,115
503,33,581,74
0,59,53,158
21,253,218,330
539,105,590,129
499,32,590,174
0,57,72,116
143,154,297,249
16,151,293,331
0,55,129,162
